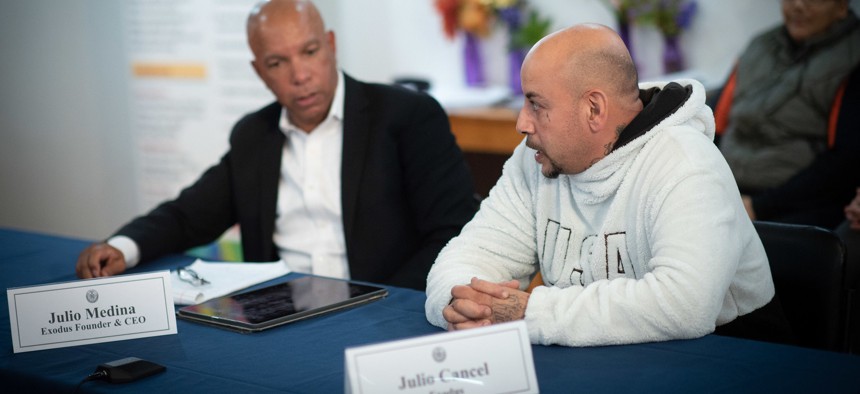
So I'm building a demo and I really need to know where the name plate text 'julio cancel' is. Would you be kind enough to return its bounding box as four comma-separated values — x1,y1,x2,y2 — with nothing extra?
345,321,538,394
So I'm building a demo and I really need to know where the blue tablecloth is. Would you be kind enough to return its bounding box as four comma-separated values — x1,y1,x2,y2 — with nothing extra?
2,228,859,393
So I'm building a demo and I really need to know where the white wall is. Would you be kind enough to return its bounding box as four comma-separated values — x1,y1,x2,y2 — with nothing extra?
321,0,784,89
2,0,848,241
0,1,136,240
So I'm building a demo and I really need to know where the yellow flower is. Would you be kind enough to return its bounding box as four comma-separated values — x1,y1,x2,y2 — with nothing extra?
483,0,519,8
459,0,494,37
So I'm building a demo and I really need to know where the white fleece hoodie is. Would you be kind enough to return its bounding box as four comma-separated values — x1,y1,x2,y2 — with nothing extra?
425,79,774,347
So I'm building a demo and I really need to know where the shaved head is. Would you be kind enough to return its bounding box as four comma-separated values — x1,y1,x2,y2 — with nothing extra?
247,0,325,45
528,24,639,100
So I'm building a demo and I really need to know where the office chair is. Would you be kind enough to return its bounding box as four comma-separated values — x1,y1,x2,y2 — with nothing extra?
753,221,850,352
837,224,860,354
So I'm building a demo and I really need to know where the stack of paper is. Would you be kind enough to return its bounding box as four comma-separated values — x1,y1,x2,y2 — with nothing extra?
171,259,291,305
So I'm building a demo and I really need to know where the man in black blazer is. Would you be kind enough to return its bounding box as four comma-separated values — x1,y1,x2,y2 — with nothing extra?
75,0,477,291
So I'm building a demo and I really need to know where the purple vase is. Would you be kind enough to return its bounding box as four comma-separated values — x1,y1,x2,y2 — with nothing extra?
508,48,525,95
663,35,684,74
463,32,485,87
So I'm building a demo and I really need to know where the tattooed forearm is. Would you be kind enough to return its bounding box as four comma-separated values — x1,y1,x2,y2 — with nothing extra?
493,293,526,323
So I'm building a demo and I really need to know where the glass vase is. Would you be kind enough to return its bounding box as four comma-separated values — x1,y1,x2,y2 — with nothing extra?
662,34,684,74
508,48,525,96
463,32,485,87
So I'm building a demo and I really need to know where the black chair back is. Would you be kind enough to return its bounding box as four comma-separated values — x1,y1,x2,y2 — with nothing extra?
754,221,848,352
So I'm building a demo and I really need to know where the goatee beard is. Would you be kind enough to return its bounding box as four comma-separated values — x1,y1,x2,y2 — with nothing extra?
543,166,560,179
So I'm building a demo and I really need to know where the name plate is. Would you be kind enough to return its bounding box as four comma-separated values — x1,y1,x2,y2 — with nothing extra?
7,271,177,353
345,321,538,394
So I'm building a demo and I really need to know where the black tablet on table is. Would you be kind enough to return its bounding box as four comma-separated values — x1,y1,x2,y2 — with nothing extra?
176,275,388,333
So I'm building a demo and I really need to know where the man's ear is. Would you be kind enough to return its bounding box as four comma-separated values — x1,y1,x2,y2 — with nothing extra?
250,59,274,93
250,59,264,82
585,90,608,132
328,30,337,55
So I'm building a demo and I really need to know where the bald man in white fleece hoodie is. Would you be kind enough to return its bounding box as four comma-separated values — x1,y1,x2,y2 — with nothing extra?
425,23,794,347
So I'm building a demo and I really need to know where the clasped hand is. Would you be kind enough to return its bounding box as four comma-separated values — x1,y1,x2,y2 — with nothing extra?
443,277,530,331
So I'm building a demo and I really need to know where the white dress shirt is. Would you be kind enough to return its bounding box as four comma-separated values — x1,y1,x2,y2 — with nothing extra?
114,72,349,280
273,71,348,279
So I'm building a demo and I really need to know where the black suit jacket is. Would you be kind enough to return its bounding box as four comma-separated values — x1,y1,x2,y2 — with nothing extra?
116,74,478,290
